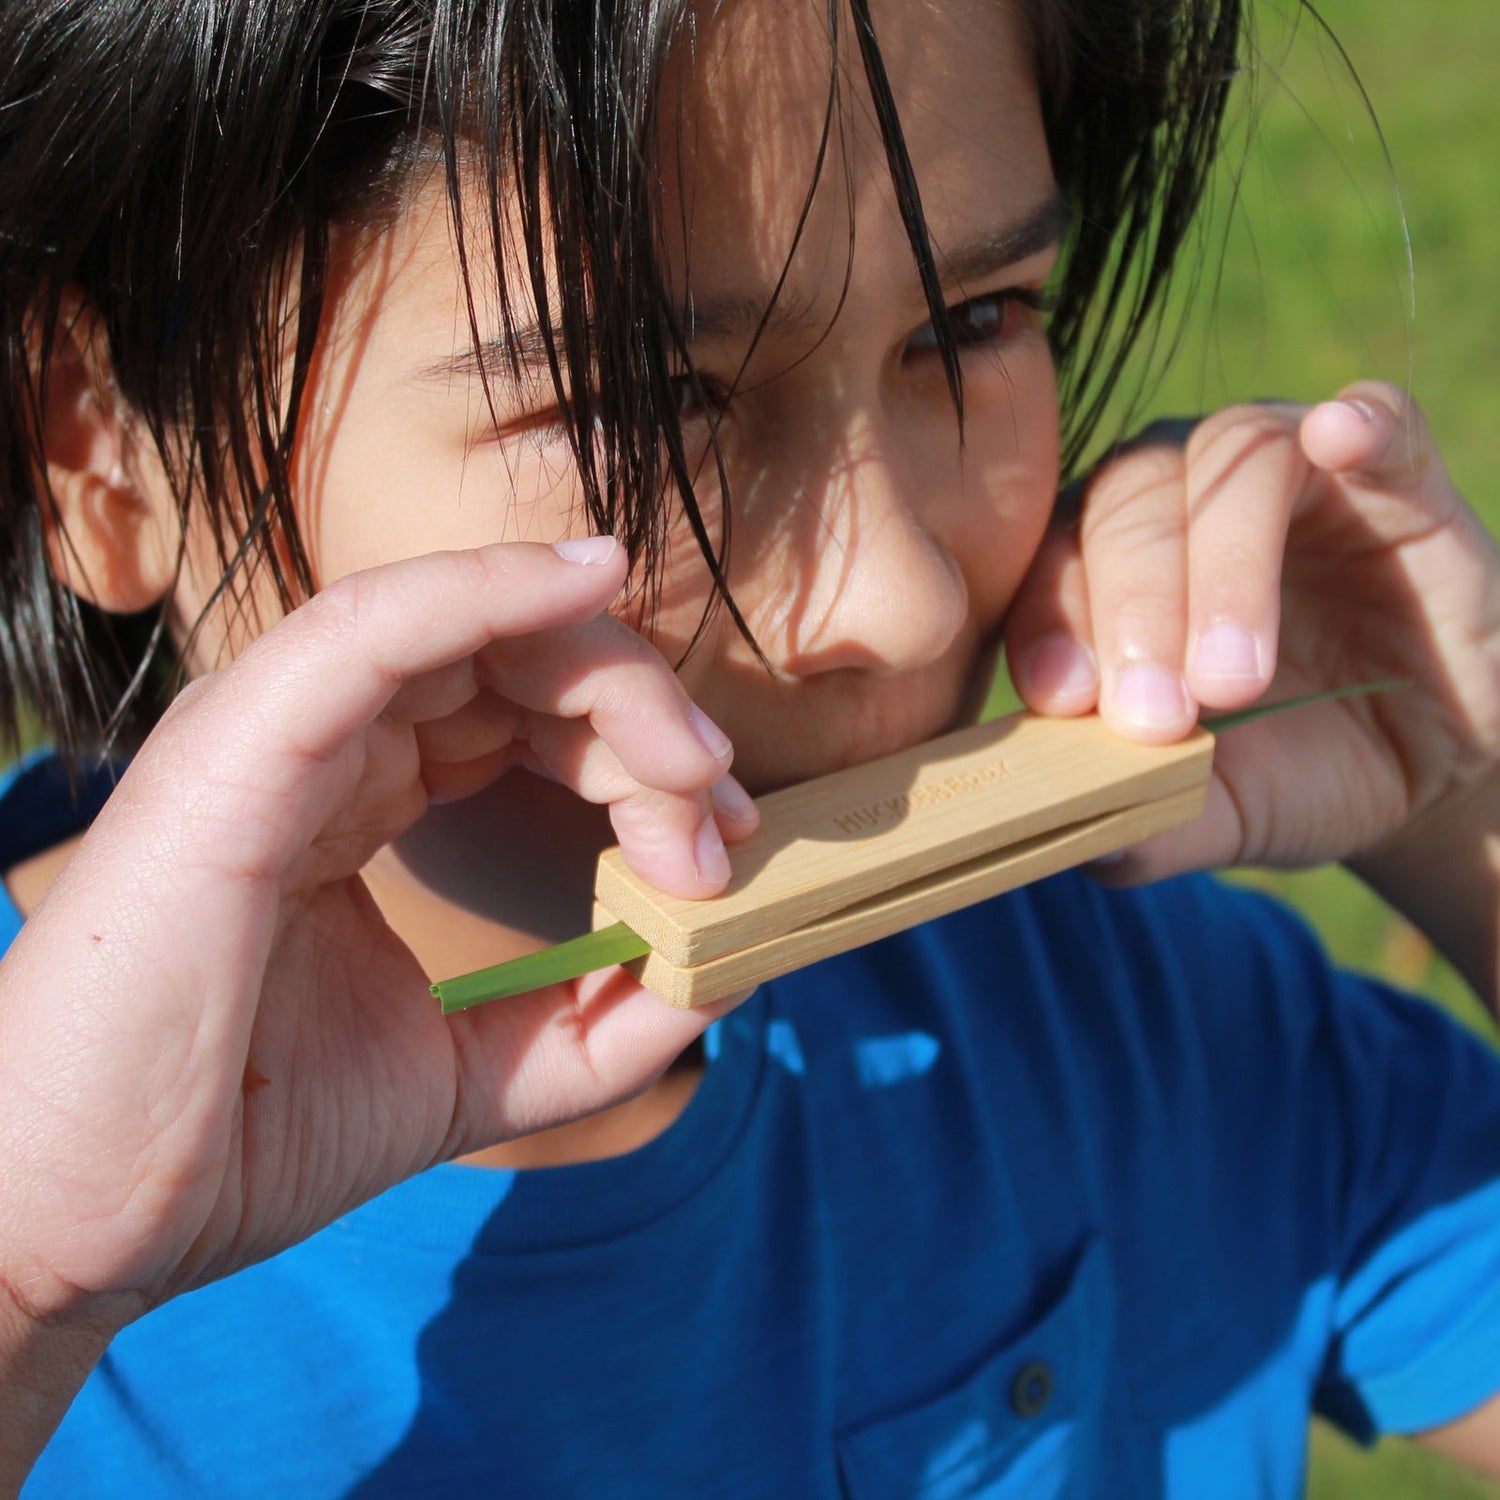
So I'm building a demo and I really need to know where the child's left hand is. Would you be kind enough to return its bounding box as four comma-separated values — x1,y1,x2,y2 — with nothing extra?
1005,382,1500,997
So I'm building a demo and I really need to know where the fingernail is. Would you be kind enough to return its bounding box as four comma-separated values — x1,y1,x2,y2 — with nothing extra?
1192,623,1264,685
687,704,733,760
711,775,758,825
1020,633,1099,704
1340,398,1381,425
552,535,618,565
694,814,731,885
1113,663,1192,731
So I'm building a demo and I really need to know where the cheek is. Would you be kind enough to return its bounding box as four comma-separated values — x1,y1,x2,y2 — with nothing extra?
642,345,1062,664
930,344,1061,616
293,404,587,587
612,433,731,642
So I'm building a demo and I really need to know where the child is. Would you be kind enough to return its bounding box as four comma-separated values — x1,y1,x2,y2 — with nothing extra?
4,0,1500,1493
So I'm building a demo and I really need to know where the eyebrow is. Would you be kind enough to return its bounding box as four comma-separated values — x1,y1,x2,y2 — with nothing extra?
682,190,1073,347
418,189,1071,383
930,190,1073,298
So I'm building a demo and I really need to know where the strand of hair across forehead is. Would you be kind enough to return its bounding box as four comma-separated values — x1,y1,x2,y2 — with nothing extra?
844,0,965,435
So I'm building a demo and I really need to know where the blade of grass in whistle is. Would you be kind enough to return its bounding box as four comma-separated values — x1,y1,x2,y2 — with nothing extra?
433,922,649,1013
1201,678,1408,733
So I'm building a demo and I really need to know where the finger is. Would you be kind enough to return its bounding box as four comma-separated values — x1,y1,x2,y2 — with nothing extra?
410,654,752,849
1078,442,1195,742
238,540,739,903
1180,405,1303,710
382,657,482,727
0,543,636,1123
411,686,522,770
411,665,755,898
1300,381,1470,558
1085,774,1246,888
567,770,759,900
710,774,760,843
514,716,731,898
230,539,631,783
608,785,729,896
411,684,687,807
1005,518,1100,716
477,613,734,795
1299,381,1437,488
511,717,725,897
446,966,754,1147
485,614,742,896
419,744,519,807
139,539,636,896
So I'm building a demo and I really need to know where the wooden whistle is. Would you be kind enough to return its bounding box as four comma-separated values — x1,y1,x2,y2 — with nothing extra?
591,711,1212,1006
432,710,1214,1012
427,682,1409,1012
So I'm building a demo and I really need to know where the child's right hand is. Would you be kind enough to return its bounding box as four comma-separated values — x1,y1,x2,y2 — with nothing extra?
0,538,748,1456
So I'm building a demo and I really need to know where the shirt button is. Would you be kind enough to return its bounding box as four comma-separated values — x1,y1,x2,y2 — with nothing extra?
1009,1359,1053,1419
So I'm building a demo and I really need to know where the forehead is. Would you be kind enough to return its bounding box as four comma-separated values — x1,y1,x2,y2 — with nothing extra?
658,0,1052,299
346,0,1056,391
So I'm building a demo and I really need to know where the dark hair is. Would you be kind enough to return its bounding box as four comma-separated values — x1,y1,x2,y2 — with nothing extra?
0,0,1243,761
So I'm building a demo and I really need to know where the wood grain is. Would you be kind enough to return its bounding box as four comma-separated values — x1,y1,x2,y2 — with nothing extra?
590,711,1214,1002
598,782,1207,1006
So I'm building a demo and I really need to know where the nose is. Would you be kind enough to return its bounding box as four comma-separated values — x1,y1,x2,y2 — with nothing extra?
746,413,971,679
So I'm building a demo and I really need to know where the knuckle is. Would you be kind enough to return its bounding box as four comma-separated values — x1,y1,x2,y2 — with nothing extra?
1196,535,1268,595
1184,404,1294,474
1107,590,1184,639
1085,444,1186,511
298,572,367,651
306,571,404,690
612,786,697,851
1081,495,1183,554
580,672,644,732
473,542,520,587
158,673,216,725
575,755,638,807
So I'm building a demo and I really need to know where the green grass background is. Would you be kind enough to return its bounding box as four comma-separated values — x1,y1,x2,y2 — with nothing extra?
1053,0,1500,1491
1047,0,1500,1047
3,0,1496,1492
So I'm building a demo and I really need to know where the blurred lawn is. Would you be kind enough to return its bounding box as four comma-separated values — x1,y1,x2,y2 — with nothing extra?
3,0,1496,1493
1092,1,1500,1493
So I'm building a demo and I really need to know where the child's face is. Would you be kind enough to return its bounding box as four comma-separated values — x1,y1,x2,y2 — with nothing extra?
183,0,1061,795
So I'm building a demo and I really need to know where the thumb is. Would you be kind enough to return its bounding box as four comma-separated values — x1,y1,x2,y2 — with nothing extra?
1084,772,1247,888
1299,382,1445,496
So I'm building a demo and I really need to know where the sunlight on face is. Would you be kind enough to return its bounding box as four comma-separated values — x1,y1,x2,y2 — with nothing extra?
213,0,1062,794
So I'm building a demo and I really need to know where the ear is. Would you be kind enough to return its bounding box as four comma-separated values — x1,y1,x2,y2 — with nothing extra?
39,298,179,614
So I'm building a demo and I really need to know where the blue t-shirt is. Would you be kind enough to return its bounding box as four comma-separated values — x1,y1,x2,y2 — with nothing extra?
9,753,1500,1498
0,749,119,951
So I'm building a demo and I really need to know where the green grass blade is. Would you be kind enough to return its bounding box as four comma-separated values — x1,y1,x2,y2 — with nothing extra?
432,921,651,1014
1204,679,1410,734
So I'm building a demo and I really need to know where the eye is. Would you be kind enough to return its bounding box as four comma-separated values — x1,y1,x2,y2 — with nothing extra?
905,289,1048,355
667,371,731,424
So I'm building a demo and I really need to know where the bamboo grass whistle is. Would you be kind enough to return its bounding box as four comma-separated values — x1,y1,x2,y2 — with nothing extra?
433,710,1214,1012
